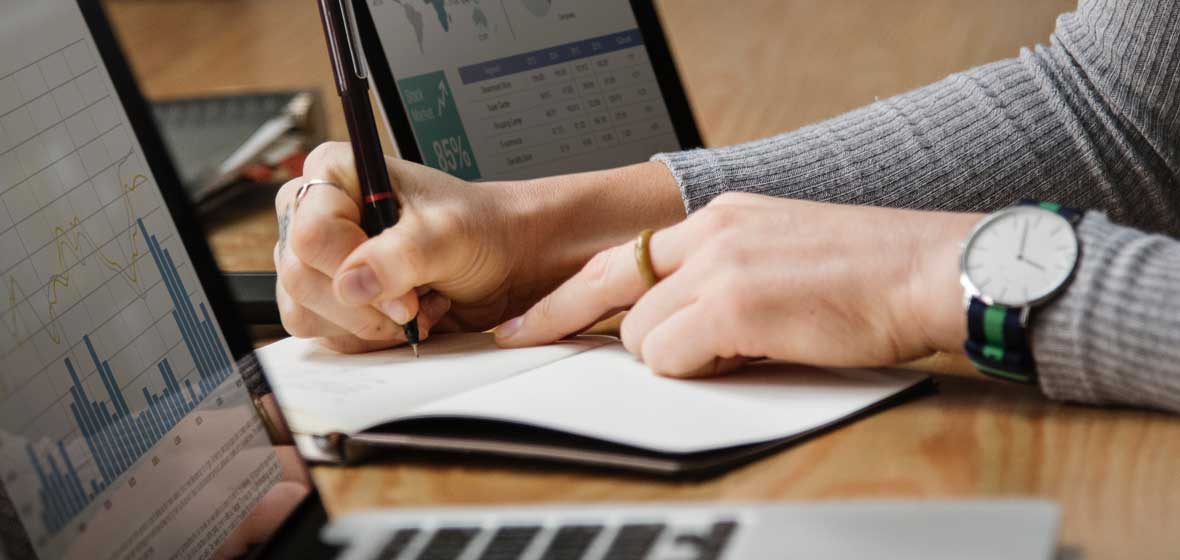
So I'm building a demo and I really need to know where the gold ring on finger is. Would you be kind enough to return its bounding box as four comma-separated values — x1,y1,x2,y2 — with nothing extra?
634,228,659,289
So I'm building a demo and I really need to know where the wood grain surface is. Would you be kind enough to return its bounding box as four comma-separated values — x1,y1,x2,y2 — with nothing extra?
103,1,1179,558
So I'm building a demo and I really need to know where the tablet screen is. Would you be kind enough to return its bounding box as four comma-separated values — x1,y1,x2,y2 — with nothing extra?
363,0,686,181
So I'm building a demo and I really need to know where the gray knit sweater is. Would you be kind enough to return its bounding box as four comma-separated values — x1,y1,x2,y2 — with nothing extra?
655,0,1180,413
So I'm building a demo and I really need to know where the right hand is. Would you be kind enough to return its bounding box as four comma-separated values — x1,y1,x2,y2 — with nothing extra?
274,142,527,353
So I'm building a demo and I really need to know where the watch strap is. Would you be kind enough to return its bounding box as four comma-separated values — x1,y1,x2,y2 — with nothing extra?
964,298,1037,384
1018,199,1083,224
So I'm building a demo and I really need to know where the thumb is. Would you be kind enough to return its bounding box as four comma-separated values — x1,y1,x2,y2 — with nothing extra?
333,226,436,307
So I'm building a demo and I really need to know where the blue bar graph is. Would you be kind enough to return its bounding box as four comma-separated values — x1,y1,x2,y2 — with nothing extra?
25,219,235,534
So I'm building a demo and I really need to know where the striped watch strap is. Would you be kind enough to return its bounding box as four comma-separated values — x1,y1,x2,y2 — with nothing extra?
965,299,1036,383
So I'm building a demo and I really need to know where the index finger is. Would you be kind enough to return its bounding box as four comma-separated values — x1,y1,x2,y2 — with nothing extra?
275,142,364,209
300,141,363,202
287,183,368,275
275,143,371,275
495,229,682,348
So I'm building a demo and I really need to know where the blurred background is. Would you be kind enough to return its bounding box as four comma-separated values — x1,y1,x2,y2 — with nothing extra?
101,0,1077,270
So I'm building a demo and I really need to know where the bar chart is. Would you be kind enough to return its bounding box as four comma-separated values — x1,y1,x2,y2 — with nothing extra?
23,219,236,534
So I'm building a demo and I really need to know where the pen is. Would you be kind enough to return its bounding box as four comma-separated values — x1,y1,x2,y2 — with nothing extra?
317,0,420,357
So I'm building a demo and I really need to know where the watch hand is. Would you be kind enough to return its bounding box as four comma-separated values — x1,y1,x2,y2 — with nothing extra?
1018,221,1030,259
1022,258,1046,271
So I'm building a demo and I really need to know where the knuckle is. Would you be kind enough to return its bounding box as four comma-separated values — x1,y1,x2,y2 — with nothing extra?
279,301,312,337
289,217,327,262
304,142,358,190
698,204,739,233
699,238,730,267
278,258,315,302
303,141,349,173
427,204,465,235
718,270,748,300
712,231,750,265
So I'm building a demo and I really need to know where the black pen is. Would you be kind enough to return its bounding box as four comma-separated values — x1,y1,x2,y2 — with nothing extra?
317,0,420,356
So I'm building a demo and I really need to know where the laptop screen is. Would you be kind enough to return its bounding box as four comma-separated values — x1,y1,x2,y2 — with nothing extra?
0,3,311,558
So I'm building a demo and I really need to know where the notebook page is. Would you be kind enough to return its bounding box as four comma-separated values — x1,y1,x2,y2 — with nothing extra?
256,333,611,434
408,343,929,453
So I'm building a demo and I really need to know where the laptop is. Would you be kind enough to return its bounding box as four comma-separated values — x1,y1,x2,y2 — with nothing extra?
0,2,1061,559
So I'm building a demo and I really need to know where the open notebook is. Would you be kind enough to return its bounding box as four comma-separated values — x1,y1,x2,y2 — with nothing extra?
256,334,932,475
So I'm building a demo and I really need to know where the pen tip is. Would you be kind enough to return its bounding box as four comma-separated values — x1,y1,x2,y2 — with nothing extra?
412,343,420,358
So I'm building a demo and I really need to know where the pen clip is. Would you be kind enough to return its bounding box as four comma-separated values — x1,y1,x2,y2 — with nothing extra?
338,0,368,81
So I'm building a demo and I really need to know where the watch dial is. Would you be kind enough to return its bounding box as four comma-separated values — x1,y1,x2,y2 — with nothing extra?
963,207,1079,306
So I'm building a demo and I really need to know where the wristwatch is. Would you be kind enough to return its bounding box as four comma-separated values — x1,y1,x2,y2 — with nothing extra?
959,200,1083,383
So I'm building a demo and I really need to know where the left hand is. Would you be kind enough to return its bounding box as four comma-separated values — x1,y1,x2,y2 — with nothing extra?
495,192,983,377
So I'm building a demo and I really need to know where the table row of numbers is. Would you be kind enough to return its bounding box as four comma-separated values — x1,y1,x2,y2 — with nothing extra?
493,99,669,153
500,115,673,170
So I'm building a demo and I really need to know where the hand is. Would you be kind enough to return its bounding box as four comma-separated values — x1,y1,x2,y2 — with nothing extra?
496,193,983,376
274,143,512,353
274,143,684,353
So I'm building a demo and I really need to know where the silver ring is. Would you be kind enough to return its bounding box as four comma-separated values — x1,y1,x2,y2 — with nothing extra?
294,179,343,210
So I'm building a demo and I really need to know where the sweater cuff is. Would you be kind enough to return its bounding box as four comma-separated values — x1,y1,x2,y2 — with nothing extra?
652,149,728,214
1032,213,1180,411
1032,214,1111,404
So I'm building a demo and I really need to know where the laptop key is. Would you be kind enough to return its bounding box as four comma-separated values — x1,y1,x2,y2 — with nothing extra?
602,524,665,560
416,527,480,560
674,521,738,560
539,525,604,560
377,528,420,560
478,526,542,560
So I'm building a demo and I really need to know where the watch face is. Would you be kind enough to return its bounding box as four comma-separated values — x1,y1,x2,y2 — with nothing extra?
962,206,1079,307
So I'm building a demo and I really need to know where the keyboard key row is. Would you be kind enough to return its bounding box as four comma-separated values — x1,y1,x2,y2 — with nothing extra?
374,520,735,560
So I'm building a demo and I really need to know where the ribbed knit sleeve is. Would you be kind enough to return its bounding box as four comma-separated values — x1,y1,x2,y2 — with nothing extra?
1035,214,1180,412
654,0,1180,412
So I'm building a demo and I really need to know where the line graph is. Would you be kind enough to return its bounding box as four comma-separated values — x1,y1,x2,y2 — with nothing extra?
40,156,148,345
1,149,148,350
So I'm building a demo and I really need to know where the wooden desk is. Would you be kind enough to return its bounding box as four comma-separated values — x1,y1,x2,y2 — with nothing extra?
104,1,1179,558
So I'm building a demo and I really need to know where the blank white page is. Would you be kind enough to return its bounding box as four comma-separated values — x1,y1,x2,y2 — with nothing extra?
410,343,929,454
256,333,610,434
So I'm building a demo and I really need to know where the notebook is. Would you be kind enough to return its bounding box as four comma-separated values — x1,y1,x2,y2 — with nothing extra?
256,334,932,475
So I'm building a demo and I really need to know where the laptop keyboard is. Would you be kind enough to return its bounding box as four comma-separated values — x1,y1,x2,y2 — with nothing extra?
481,526,543,559
601,524,664,559
365,520,738,560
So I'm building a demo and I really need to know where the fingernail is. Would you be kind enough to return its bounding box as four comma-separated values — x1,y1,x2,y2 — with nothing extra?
378,300,413,324
338,265,381,304
495,316,523,340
